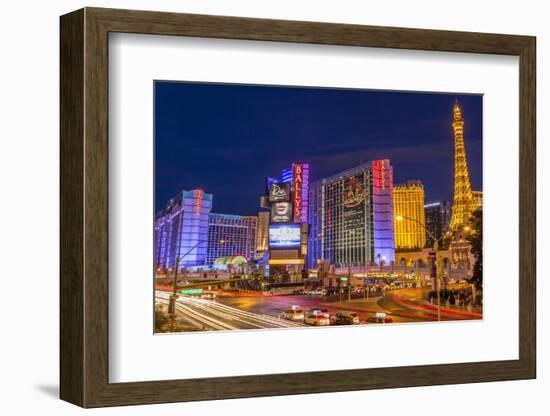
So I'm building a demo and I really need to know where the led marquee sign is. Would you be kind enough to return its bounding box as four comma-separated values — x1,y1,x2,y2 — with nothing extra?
269,224,301,248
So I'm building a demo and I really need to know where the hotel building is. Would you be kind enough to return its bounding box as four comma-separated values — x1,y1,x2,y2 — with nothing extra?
424,200,451,248
206,214,258,265
154,189,213,271
393,181,426,250
472,191,483,210
308,160,395,268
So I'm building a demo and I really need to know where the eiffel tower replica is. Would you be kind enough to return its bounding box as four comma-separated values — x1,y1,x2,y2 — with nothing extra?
449,101,476,234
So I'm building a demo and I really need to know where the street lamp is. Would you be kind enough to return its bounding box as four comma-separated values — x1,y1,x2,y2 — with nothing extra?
168,240,210,319
167,238,231,320
396,214,444,321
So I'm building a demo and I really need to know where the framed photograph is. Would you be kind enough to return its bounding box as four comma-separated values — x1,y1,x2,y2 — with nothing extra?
60,7,536,408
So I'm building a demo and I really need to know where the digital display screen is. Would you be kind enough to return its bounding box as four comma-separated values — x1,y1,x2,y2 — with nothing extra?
271,202,292,223
268,182,291,203
269,224,301,248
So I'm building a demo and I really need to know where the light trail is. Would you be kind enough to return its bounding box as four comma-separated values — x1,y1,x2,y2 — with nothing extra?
156,291,304,330
182,296,304,328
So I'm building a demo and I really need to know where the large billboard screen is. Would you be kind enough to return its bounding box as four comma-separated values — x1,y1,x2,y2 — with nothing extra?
268,182,291,202
269,224,301,248
271,202,292,223
343,174,366,231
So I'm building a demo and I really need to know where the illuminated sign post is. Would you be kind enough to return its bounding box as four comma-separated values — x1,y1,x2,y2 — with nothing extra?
265,165,309,272
293,164,302,223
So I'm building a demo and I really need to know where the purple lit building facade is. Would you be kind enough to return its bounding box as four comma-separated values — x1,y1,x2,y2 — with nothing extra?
154,189,213,271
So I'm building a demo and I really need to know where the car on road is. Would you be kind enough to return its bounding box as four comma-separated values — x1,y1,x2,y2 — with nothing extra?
330,311,360,325
304,308,330,326
308,288,326,296
365,312,393,324
281,308,305,321
200,292,216,300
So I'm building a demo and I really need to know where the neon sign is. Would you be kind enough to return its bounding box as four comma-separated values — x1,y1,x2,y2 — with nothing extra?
381,160,386,190
195,189,203,213
293,164,302,223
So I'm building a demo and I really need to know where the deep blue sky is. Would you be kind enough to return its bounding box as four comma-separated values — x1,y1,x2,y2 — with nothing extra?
155,82,482,215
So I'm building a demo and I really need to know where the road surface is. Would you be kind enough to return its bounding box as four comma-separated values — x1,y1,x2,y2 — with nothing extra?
156,288,482,332
156,291,304,331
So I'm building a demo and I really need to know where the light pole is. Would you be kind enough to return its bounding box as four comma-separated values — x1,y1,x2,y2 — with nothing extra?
396,214,443,321
168,239,211,319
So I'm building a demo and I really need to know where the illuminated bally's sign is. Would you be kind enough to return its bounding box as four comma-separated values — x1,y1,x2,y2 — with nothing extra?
269,224,301,248
380,160,386,190
293,164,302,223
195,189,203,213
373,160,388,191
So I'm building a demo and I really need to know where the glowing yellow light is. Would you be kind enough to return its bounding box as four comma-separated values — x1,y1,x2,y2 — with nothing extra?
268,259,305,265
396,215,404,221
449,101,479,233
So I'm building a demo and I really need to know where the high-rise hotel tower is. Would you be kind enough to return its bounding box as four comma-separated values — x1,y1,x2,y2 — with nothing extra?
308,160,395,268
154,189,213,271
394,180,426,250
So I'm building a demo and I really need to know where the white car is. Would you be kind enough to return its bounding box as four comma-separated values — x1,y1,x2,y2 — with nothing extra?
281,308,305,321
304,309,331,326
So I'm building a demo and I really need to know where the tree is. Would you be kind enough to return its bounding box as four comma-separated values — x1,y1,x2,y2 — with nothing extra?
467,208,483,291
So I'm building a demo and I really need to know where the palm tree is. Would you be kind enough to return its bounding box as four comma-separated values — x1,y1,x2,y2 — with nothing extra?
467,208,483,291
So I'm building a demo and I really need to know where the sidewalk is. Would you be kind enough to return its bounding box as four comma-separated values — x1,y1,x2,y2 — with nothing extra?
391,294,482,319
394,288,482,315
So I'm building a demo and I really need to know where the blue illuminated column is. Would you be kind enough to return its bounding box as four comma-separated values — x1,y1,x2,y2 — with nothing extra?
177,189,212,267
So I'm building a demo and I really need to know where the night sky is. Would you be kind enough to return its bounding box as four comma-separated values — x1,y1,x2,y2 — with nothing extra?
155,82,482,216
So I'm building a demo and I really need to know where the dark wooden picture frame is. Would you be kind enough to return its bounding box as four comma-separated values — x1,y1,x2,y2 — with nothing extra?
60,7,536,408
